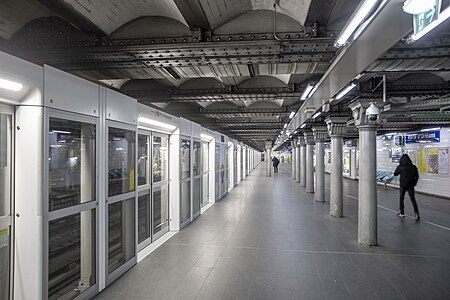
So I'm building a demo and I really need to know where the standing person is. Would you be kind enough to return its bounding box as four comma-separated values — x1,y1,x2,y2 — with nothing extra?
272,156,280,173
394,154,420,220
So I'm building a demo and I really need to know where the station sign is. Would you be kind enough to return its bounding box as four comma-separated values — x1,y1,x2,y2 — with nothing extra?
405,130,440,143
413,0,441,36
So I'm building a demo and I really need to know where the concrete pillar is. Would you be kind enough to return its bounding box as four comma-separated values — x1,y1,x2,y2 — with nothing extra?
295,143,300,183
325,118,348,217
312,126,328,202
265,141,272,177
291,141,296,180
304,131,315,193
349,100,381,246
299,137,306,187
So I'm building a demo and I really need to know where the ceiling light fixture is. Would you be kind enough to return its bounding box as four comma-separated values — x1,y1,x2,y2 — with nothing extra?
335,0,380,47
300,82,316,100
336,82,357,100
420,127,440,132
289,111,296,119
283,123,287,128
300,124,306,129
312,112,322,119
138,117,176,130
0,78,23,92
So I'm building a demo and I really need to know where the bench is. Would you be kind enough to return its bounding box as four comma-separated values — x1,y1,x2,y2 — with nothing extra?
376,171,395,189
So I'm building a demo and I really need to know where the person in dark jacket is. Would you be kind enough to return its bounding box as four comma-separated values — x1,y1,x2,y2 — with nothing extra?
272,156,280,173
394,154,420,220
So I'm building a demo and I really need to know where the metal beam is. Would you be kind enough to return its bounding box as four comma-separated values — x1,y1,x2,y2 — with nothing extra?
173,0,212,30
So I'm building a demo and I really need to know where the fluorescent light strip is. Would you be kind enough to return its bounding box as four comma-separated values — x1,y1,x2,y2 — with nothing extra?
420,127,440,132
336,83,357,100
300,84,315,100
0,78,23,92
312,112,322,119
52,130,71,134
289,111,296,119
335,0,379,46
300,123,306,129
283,123,287,128
138,117,176,130
411,6,450,41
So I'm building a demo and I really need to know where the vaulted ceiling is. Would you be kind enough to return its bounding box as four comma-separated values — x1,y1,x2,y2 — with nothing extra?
1,0,450,151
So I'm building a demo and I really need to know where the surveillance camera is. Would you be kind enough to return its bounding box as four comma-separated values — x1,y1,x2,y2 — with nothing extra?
366,102,380,122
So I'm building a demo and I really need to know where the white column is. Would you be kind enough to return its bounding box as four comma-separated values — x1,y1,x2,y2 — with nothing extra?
357,126,378,245
295,143,300,183
312,126,328,202
291,141,296,180
265,141,272,177
299,137,306,187
348,100,381,246
304,131,315,193
325,117,347,217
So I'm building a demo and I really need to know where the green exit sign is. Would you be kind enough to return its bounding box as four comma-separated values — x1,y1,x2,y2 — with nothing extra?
413,0,441,35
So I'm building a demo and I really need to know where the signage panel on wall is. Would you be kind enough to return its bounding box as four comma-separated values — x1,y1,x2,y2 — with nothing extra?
405,130,440,143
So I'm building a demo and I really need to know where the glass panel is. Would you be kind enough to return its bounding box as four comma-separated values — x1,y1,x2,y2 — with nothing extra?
202,174,209,207
202,142,209,173
180,181,190,223
138,193,151,244
0,226,10,300
0,114,11,217
108,127,135,197
137,135,149,186
180,139,191,179
215,145,220,200
48,210,96,300
49,118,96,211
153,185,169,237
108,198,135,274
193,178,201,215
193,141,201,176
153,135,169,183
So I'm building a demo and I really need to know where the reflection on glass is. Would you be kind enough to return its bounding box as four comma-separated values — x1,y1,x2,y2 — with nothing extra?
108,198,135,274
193,141,201,176
202,142,209,174
180,139,190,179
202,173,209,207
49,118,96,211
137,135,149,186
193,178,201,215
180,182,190,223
0,114,11,217
0,226,10,300
153,135,169,182
153,186,169,238
138,193,150,244
48,211,96,300
108,127,135,197
215,145,220,200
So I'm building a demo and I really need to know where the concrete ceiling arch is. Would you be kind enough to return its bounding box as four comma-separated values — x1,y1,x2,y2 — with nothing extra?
238,75,288,88
110,16,191,39
178,78,224,89
62,0,188,34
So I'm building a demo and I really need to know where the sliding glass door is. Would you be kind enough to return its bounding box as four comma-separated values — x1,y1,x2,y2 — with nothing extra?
152,133,169,240
180,138,191,227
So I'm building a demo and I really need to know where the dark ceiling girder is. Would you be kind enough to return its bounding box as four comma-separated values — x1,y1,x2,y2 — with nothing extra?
35,0,105,36
173,0,212,30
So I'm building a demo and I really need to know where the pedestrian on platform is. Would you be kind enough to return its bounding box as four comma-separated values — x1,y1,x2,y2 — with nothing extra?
272,156,280,173
394,154,420,220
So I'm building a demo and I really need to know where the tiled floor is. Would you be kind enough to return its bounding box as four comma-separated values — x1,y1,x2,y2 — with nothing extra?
95,163,450,300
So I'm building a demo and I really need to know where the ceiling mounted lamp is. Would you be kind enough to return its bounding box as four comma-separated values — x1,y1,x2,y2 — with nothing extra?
300,82,316,100
335,0,380,47
289,111,296,119
312,111,322,119
335,81,358,100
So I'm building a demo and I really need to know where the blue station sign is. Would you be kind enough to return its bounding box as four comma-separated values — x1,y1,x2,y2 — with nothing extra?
406,130,440,143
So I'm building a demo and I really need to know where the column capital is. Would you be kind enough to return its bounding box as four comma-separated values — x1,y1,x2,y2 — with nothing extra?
291,140,297,148
265,141,272,150
312,126,329,142
348,99,382,128
303,130,315,145
298,135,306,147
325,117,348,137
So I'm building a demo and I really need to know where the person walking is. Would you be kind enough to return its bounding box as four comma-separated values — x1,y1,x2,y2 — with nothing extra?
272,156,280,173
394,154,420,220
